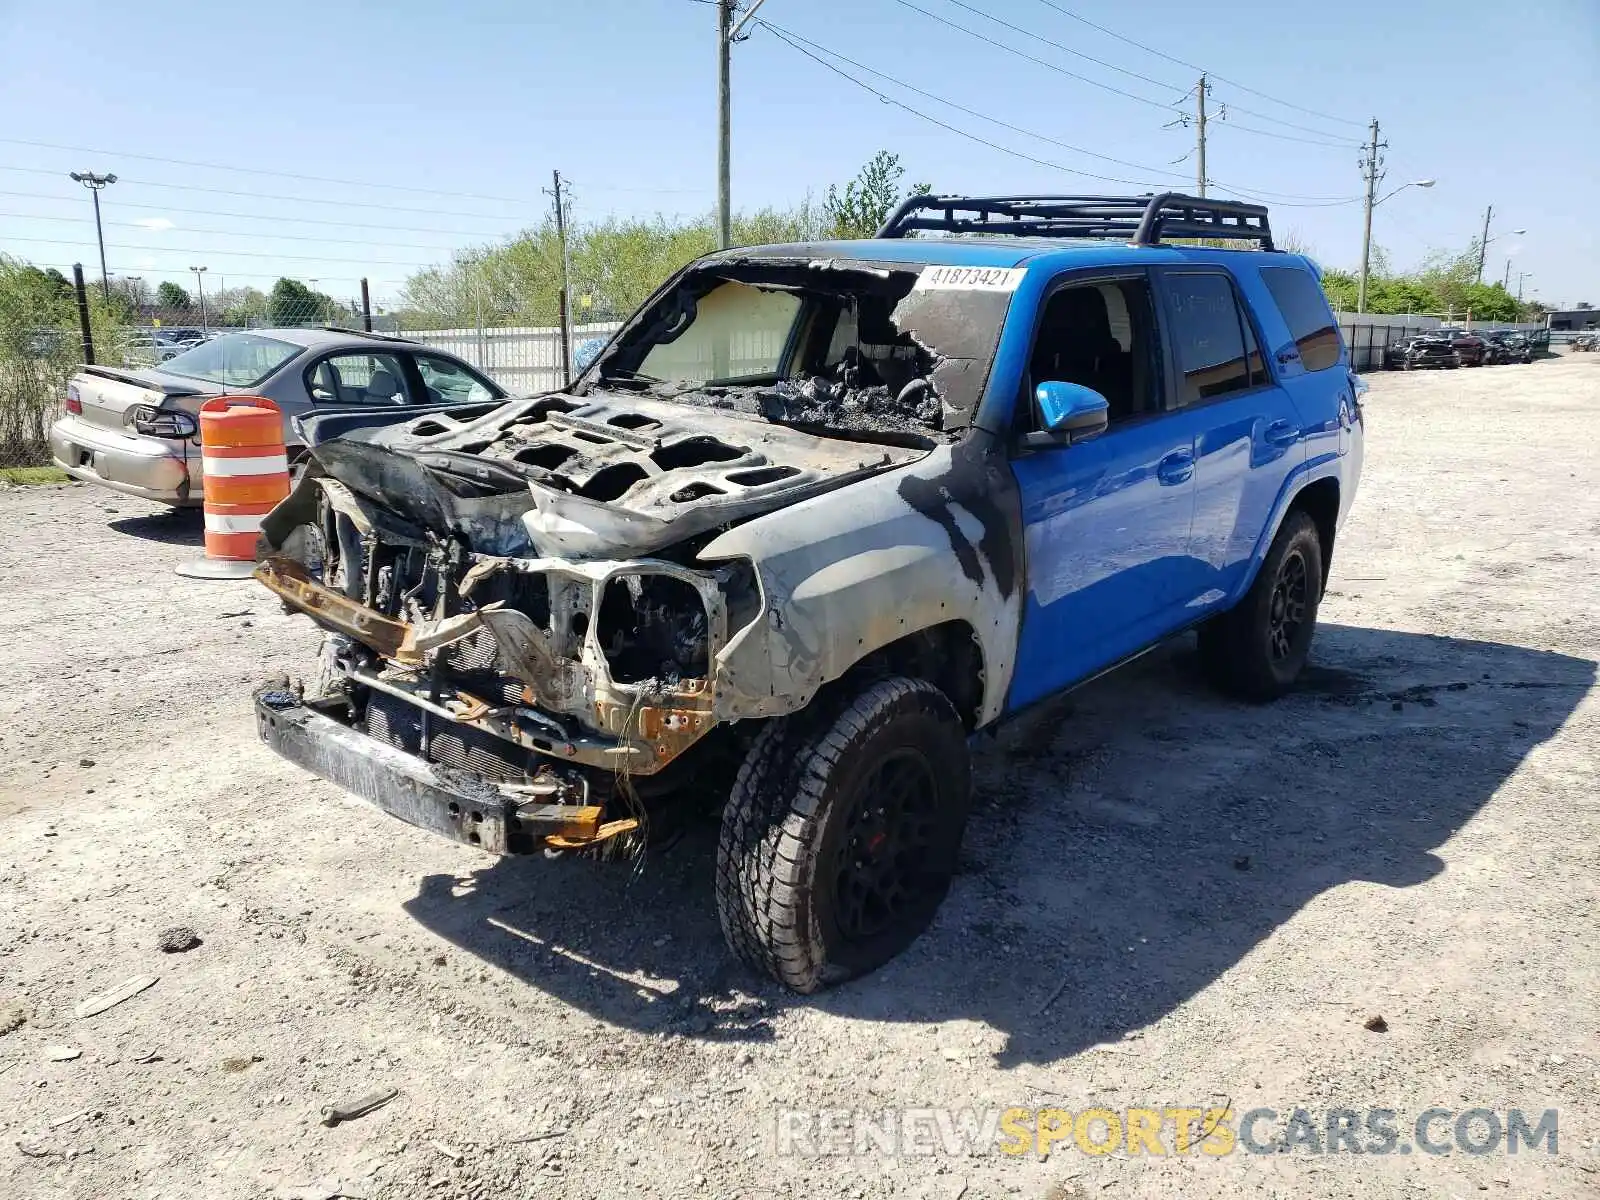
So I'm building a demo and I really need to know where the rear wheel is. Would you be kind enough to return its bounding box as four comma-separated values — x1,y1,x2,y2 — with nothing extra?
715,676,971,993
1199,511,1323,701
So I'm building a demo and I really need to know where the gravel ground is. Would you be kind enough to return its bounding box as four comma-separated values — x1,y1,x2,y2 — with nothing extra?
1,356,1597,1199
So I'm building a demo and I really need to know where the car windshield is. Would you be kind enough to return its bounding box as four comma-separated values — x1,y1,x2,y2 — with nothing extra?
161,333,300,387
589,259,1017,438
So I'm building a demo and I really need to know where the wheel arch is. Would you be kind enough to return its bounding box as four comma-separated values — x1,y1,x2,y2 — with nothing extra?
1231,467,1342,606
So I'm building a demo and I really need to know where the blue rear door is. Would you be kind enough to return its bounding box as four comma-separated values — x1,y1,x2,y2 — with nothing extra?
1153,266,1307,608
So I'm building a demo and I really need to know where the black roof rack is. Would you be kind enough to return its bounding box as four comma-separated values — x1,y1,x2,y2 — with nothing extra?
875,192,1274,250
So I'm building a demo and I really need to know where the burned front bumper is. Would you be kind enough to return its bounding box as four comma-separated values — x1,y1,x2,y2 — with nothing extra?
254,689,609,855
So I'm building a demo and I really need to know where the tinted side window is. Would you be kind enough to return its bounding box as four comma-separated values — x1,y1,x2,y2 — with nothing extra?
1161,272,1253,405
1260,265,1341,372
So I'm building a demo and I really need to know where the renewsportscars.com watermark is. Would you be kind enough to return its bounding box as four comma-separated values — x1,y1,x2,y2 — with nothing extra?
775,1106,1560,1158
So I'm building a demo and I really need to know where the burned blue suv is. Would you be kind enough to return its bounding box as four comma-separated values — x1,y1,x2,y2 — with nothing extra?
255,193,1365,992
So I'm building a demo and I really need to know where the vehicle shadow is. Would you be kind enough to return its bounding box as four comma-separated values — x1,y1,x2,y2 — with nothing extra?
402,623,1594,1066
109,508,204,546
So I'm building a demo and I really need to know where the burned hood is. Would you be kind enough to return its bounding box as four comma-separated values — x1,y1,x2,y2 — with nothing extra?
288,391,926,560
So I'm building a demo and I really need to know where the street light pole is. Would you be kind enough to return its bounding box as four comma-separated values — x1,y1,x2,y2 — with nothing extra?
190,266,208,333
1358,163,1434,314
1517,272,1533,304
69,171,117,304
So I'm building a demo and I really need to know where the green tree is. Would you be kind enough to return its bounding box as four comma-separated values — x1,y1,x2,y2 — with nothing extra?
155,281,191,309
268,278,341,326
0,255,120,465
823,151,931,239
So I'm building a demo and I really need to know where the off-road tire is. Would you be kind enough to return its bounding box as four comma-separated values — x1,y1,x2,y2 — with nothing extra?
715,676,971,993
1198,510,1324,702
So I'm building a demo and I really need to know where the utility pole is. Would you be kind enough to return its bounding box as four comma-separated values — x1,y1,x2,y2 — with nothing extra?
190,265,208,333
69,171,117,304
1356,117,1384,315
1195,75,1208,197
551,169,573,387
717,0,734,248
1476,205,1493,283
1503,258,1512,289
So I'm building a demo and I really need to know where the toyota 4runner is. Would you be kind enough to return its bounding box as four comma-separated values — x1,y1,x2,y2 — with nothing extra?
252,193,1364,992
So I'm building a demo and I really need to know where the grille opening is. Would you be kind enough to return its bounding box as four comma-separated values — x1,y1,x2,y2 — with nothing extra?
727,465,800,486
580,462,649,501
513,443,577,469
652,436,745,470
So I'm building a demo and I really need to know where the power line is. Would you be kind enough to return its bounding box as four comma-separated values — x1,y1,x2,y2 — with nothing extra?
926,0,1188,95
0,210,507,254
2,234,448,269
759,23,1159,186
759,21,1359,205
0,137,709,199
1026,0,1364,129
761,22,1167,181
0,165,539,222
891,0,1183,114
1212,119,1361,149
0,188,527,239
892,0,1358,148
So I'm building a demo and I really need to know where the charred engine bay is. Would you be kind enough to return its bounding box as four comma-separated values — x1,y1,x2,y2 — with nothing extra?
306,392,927,560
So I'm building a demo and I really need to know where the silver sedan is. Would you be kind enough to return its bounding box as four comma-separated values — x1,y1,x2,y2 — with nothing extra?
50,327,507,507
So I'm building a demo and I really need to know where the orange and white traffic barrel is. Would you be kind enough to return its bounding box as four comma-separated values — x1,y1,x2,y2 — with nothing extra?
174,395,291,580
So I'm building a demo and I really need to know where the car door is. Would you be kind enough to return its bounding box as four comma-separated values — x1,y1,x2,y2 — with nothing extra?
1155,267,1305,607
303,351,415,412
1007,271,1202,710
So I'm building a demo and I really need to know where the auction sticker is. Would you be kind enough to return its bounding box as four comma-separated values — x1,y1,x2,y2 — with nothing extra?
913,266,1028,292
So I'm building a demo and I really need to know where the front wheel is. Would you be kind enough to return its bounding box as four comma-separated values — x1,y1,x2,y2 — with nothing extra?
715,676,972,993
1198,511,1324,701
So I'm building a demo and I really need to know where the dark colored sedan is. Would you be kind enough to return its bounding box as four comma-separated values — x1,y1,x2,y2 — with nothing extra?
1384,334,1460,370
1437,328,1488,366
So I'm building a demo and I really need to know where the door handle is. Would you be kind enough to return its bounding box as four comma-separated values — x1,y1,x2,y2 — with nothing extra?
1156,449,1194,485
1264,419,1299,447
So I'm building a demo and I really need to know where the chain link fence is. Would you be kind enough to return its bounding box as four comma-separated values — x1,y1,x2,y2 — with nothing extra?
2,261,1559,469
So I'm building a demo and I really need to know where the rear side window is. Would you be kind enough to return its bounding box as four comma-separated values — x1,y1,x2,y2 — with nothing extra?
1160,272,1257,406
1260,266,1342,372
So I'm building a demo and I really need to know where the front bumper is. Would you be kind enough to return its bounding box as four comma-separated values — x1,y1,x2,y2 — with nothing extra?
254,689,605,855
48,415,201,506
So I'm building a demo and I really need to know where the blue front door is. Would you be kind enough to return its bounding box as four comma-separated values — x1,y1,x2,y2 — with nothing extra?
1005,273,1199,711
1009,416,1199,709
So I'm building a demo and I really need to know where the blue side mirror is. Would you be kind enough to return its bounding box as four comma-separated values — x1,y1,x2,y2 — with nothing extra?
1035,380,1109,440
574,337,606,372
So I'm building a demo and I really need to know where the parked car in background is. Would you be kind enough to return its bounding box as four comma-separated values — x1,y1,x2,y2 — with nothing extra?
1482,330,1532,364
123,329,187,365
1572,332,1598,352
50,327,509,507
1384,333,1459,370
1437,328,1488,366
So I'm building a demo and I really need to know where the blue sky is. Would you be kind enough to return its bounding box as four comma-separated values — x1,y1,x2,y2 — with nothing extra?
2,0,1596,309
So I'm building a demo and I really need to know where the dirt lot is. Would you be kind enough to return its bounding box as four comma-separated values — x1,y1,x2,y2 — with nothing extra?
2,356,1597,1199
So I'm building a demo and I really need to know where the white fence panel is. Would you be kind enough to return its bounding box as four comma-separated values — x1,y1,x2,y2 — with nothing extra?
407,321,622,395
